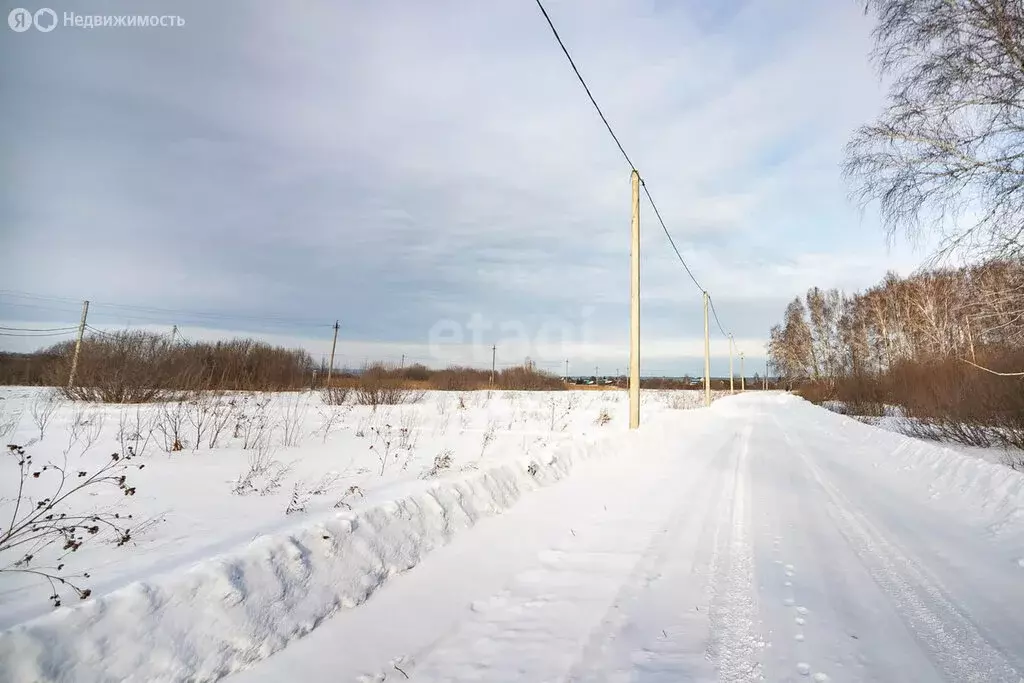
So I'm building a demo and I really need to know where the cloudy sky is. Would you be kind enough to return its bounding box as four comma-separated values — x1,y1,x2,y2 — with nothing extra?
1,0,931,375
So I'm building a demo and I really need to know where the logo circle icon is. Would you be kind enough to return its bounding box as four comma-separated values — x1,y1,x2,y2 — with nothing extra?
33,8,56,32
8,7,32,32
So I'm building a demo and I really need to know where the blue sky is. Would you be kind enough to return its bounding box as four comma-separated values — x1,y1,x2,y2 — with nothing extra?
1,0,930,375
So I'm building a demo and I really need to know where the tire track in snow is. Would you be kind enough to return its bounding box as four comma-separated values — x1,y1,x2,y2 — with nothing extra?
563,432,735,682
783,426,1024,683
706,423,764,683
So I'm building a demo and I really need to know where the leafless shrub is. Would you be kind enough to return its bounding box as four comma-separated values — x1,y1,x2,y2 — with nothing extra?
368,423,396,476
285,483,308,515
284,471,344,515
0,443,142,607
235,394,273,450
547,396,573,431
321,386,352,406
57,331,176,403
595,408,612,426
333,484,364,510
355,366,421,406
397,410,421,451
279,392,311,448
421,449,454,479
117,405,155,458
183,392,222,451
308,471,342,495
313,404,348,444
232,439,289,496
66,409,104,455
29,390,61,441
205,397,235,449
1002,449,1024,471
154,399,187,452
478,420,498,460
0,404,23,440
434,394,449,416
664,393,697,410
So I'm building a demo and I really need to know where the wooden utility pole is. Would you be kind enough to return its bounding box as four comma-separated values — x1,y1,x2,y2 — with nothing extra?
326,320,339,388
729,333,735,394
628,169,641,429
401,353,406,369
740,352,745,391
490,344,496,386
764,355,769,390
564,359,569,380
67,299,89,389
703,291,711,407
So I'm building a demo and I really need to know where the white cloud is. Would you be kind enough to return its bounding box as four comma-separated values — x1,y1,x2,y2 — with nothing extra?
0,0,923,375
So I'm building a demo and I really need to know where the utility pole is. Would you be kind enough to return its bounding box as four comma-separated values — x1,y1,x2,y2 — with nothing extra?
703,291,711,407
729,333,735,394
764,354,769,390
490,344,496,386
326,320,339,388
740,352,745,391
170,324,178,344
565,358,569,380
628,169,641,429
67,299,90,390
401,353,405,369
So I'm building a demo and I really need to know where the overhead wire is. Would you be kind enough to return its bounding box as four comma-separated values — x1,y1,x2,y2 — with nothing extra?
531,0,737,349
0,331,76,337
0,327,78,335
0,290,332,329
707,294,730,340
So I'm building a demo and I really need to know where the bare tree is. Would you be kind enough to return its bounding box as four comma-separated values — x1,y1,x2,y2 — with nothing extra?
847,0,1024,261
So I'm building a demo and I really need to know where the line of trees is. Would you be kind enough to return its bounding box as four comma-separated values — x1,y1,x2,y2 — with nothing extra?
769,260,1024,386
768,261,1024,453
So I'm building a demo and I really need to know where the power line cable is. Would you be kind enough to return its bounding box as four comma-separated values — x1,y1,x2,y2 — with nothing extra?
531,1,713,302
639,182,704,292
1,289,332,329
532,1,750,360
0,327,77,335
0,330,76,338
532,0,635,171
707,294,729,339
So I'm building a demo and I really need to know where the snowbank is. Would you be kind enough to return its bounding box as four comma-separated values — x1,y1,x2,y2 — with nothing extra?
0,432,627,683
789,395,1024,537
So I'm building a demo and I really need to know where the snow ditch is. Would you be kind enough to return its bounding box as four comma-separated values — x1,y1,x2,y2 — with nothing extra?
0,431,629,683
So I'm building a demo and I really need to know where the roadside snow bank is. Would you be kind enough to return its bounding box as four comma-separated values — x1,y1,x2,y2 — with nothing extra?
787,395,1024,537
0,433,626,683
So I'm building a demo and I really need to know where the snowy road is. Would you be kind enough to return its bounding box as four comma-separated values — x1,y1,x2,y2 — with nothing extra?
234,394,1024,683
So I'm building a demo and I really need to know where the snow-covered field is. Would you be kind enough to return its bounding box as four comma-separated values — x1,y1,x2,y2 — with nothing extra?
2,389,1023,682
0,387,712,629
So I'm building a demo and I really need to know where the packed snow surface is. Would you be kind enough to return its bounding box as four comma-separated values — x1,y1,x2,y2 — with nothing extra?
1,390,1023,682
